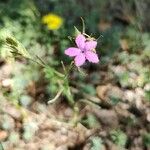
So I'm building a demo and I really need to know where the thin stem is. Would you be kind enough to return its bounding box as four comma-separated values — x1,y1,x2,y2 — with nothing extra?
35,55,47,66
70,103,79,126
79,99,100,109
48,89,63,104
81,17,85,33
61,61,67,74
83,33,91,38
64,61,74,79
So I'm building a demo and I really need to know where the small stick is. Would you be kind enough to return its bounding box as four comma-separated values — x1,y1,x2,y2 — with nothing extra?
48,89,63,104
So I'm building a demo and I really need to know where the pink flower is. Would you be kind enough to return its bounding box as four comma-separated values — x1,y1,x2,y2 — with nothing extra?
65,34,99,67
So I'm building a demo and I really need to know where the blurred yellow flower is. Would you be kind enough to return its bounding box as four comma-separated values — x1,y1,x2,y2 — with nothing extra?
42,13,63,30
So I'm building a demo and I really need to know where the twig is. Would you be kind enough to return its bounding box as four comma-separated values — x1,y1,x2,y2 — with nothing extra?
61,61,67,74
47,89,63,104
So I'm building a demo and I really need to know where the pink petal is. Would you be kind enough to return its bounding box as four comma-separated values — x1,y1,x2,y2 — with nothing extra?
85,51,99,63
75,34,86,50
85,41,97,51
65,47,81,57
74,53,86,67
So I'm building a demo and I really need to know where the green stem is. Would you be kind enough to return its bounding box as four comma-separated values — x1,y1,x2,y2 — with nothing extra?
70,103,79,126
64,61,75,106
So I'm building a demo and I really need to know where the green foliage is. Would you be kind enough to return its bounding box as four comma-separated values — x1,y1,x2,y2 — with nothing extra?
142,36,150,57
82,114,99,128
145,91,150,102
0,142,4,150
19,95,32,107
23,122,38,141
125,116,137,126
101,26,122,55
82,84,96,96
44,65,74,105
8,132,20,144
90,137,103,150
0,0,41,47
5,35,31,59
4,63,39,104
143,133,150,148
0,0,47,105
6,37,18,47
114,32,150,88
117,71,130,88
1,114,14,130
110,96,121,105
123,27,143,53
110,130,127,148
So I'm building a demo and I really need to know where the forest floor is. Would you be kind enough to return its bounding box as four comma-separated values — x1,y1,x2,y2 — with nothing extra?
0,55,150,150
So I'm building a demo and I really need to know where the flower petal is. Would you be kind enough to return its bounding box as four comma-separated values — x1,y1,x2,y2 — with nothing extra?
85,41,97,51
75,34,86,50
65,47,81,57
74,53,86,67
85,51,99,63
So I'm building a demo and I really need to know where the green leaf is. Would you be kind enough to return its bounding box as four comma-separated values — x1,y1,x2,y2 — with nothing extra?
63,84,74,106
110,96,121,105
7,38,31,59
74,26,81,36
82,84,96,95
110,130,127,148
143,133,150,147
85,114,99,128
6,37,18,47
91,137,103,150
